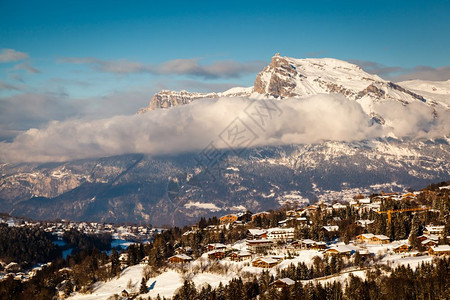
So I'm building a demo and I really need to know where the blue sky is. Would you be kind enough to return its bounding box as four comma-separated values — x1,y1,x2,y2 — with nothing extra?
1,0,450,141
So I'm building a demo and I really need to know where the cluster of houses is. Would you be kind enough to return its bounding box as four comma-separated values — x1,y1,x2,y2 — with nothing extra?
167,202,449,269
0,215,159,242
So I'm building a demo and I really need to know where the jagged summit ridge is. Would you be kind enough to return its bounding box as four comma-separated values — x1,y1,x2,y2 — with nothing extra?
138,87,253,114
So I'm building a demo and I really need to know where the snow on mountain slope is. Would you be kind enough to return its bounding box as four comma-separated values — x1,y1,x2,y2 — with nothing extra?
138,55,444,129
253,55,384,98
251,55,436,121
398,79,450,108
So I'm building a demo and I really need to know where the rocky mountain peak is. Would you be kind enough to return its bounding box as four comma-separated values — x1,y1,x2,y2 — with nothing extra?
138,54,447,114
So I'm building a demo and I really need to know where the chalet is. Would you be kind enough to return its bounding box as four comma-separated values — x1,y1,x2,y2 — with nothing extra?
252,257,279,268
303,205,318,216
428,245,450,256
168,254,192,264
401,192,416,200
322,225,339,234
206,243,227,251
355,220,375,228
247,229,267,240
369,235,390,244
325,244,359,256
421,239,438,249
290,239,326,250
174,246,193,255
228,251,252,262
300,239,317,249
246,239,274,253
417,234,439,243
356,234,390,244
393,243,410,253
270,278,296,290
314,241,328,250
423,225,445,238
219,214,238,224
286,210,299,217
207,249,226,260
267,227,295,242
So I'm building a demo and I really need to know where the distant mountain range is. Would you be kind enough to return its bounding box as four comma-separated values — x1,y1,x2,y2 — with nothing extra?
1,55,449,226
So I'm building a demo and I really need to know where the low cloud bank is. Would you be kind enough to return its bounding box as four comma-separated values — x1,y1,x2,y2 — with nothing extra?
0,94,448,163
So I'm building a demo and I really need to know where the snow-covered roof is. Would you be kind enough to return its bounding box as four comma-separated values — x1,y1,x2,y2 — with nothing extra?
254,257,278,264
424,225,445,232
207,243,226,248
170,254,192,260
327,244,360,253
332,203,347,209
322,225,339,232
421,239,438,245
246,239,273,244
356,220,374,226
273,278,295,286
430,245,450,252
267,227,294,233
248,229,267,235
393,243,409,249
374,235,390,240
302,239,316,244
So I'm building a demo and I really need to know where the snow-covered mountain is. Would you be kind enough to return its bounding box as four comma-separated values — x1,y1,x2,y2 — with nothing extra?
1,139,449,226
1,54,449,226
139,54,447,117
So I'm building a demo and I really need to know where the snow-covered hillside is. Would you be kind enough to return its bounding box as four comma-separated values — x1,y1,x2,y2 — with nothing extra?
398,79,450,108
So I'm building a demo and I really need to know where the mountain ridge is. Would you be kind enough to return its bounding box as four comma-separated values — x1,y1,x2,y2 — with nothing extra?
1,54,449,226
138,54,449,113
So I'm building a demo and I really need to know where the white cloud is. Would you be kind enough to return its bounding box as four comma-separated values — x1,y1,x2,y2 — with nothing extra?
0,49,29,63
0,94,447,163
373,101,450,139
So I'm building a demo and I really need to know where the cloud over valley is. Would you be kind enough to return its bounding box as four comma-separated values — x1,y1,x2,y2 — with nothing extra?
0,94,448,163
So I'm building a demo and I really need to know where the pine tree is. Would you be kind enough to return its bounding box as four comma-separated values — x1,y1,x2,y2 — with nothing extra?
110,248,120,276
139,277,148,294
173,280,197,300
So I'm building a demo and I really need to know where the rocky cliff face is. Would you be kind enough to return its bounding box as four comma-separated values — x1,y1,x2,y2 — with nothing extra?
138,87,253,113
138,90,220,113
